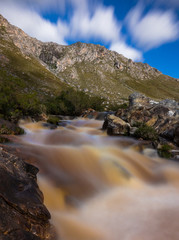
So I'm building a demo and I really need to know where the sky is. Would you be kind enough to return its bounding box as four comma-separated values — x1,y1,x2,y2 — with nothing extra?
0,0,179,78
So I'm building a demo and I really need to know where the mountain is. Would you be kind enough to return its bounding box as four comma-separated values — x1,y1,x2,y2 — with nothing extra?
0,14,178,118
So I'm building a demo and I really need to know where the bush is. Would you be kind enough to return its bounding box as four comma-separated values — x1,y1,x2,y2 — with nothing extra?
0,67,105,119
14,126,25,135
118,103,128,109
158,144,172,159
0,80,41,121
46,87,105,116
134,123,158,141
47,116,59,125
132,121,143,128
0,136,9,143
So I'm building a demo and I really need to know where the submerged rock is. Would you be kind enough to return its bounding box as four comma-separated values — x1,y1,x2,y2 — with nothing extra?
0,148,56,240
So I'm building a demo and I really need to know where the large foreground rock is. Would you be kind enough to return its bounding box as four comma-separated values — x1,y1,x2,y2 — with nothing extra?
0,148,56,240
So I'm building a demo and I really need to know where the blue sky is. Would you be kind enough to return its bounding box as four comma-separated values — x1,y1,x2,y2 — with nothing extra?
0,0,179,78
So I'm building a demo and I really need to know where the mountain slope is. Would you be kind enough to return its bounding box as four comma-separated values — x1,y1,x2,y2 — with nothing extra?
0,14,178,114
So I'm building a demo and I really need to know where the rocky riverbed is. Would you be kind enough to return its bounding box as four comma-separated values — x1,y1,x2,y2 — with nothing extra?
0,92,178,239
102,92,179,160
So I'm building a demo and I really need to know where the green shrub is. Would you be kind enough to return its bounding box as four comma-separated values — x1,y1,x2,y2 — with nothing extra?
134,123,158,141
132,121,143,128
14,126,25,135
118,103,128,109
46,87,105,116
47,116,59,125
0,124,12,134
0,136,9,143
158,144,172,159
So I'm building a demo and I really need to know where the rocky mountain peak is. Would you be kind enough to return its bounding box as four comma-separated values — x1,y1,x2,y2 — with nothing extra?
0,14,178,105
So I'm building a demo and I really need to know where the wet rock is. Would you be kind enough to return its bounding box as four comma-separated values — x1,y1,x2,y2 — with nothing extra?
42,122,57,129
103,115,130,136
81,108,97,119
174,125,179,146
81,109,115,120
130,127,138,136
142,148,159,158
0,148,56,240
0,119,24,135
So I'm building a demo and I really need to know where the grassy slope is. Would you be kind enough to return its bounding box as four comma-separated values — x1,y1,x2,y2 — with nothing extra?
126,75,179,100
0,38,105,118
0,23,178,116
60,60,179,102
0,38,66,98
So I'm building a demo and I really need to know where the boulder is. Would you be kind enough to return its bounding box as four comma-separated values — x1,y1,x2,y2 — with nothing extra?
103,115,130,136
129,92,151,108
0,148,56,240
159,99,179,110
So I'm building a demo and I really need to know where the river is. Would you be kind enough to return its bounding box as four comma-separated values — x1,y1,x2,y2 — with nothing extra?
19,118,179,240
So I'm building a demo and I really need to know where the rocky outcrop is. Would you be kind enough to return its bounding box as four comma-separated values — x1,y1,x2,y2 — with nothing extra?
0,148,56,240
103,93,179,160
129,92,153,107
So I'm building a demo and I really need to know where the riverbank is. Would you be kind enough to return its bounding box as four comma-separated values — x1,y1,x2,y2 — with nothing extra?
0,92,178,239
6,118,179,240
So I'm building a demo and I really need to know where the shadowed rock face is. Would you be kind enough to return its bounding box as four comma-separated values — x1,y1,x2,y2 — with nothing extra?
0,148,56,240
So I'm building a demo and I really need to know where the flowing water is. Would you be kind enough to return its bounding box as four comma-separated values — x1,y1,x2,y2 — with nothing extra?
19,118,179,240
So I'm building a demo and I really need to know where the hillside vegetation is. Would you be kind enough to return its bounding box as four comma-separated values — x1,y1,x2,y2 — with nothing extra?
0,14,178,120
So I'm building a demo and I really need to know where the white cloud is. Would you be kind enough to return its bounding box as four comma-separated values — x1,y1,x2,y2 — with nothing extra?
0,0,66,13
68,1,142,60
70,4,121,42
126,5,179,50
110,41,143,61
0,1,68,44
0,0,142,61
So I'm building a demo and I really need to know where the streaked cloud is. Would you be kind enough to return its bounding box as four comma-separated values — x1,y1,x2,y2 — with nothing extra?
110,41,142,61
70,5,121,43
0,0,142,61
0,0,66,13
126,5,179,50
0,1,68,44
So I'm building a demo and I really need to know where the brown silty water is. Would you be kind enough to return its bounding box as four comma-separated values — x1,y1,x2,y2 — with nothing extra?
19,118,179,240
